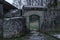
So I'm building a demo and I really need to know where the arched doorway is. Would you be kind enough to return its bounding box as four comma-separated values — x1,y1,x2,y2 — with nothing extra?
23,11,44,31
29,15,40,31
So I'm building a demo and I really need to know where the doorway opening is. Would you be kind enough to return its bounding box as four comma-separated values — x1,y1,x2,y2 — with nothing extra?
29,15,40,31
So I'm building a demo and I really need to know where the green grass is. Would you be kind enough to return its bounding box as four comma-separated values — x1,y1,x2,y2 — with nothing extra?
51,37,57,40
30,25,39,29
15,37,22,40
47,31,60,34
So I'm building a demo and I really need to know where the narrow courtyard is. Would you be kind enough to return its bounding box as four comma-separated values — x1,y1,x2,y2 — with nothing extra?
0,0,60,40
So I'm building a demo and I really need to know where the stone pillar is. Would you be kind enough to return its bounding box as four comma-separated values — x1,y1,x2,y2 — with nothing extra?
38,17,41,31
26,16,30,31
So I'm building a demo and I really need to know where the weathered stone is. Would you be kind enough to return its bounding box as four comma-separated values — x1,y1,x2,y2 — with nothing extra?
5,9,21,18
3,17,26,38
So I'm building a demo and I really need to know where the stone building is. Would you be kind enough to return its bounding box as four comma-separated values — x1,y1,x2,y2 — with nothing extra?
0,0,27,38
21,0,47,31
13,0,58,31
23,0,59,31
0,0,17,38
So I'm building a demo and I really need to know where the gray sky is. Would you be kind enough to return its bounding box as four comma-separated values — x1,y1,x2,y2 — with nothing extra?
5,0,13,4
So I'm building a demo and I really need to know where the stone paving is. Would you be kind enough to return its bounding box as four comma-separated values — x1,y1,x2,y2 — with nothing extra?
3,30,57,40
20,31,54,40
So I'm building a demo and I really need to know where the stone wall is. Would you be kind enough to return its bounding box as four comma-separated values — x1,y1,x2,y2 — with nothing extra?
4,9,21,18
23,10,45,31
3,17,26,38
3,9,27,38
22,9,58,31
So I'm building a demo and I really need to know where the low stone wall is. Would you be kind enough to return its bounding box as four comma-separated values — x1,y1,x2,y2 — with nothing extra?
3,17,27,38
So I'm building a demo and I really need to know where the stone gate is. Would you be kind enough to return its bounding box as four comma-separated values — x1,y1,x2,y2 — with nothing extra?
22,6,47,31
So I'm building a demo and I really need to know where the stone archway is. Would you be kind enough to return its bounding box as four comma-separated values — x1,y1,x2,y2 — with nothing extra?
23,10,44,31
29,14,40,31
